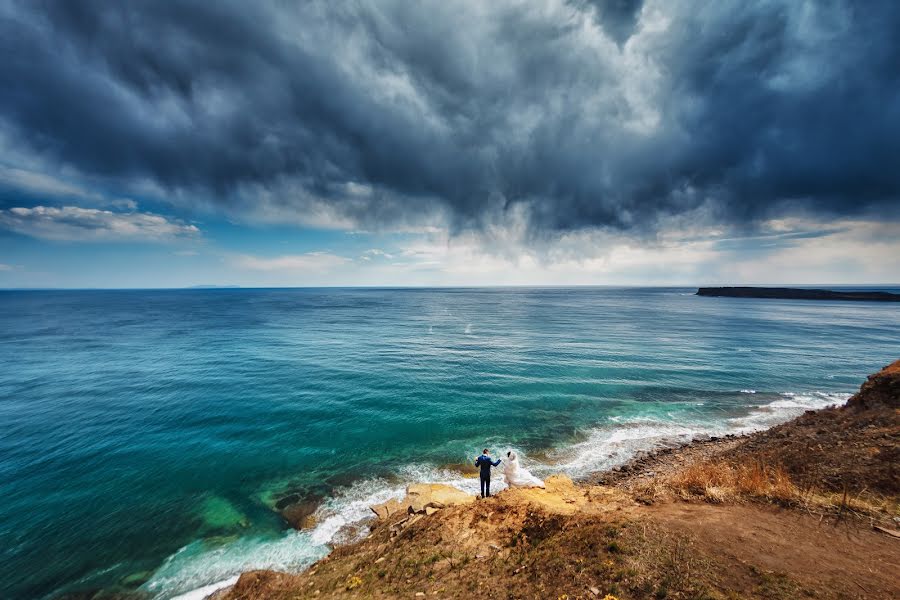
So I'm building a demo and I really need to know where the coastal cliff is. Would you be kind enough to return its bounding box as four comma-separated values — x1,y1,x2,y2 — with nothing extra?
216,361,900,600
731,360,899,493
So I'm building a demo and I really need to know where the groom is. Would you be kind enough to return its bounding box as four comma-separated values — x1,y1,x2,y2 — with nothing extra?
474,448,502,498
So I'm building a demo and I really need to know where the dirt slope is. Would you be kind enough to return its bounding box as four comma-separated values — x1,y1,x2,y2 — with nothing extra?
221,480,899,600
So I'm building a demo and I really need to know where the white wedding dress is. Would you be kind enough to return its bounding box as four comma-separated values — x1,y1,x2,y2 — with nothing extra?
502,451,545,488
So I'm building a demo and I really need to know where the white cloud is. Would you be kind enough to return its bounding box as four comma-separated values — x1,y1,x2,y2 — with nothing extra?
232,252,350,272
0,206,199,242
0,165,137,209
361,248,394,260
0,263,13,271
340,215,900,286
721,220,900,284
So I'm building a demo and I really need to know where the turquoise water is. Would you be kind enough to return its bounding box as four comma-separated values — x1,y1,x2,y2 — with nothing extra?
1,287,897,599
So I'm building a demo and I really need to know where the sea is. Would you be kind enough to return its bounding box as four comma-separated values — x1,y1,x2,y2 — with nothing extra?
1,287,897,599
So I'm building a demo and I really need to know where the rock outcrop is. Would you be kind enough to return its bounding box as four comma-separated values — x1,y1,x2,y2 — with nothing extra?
370,483,475,522
734,359,900,493
404,483,475,512
847,359,900,409
369,498,405,520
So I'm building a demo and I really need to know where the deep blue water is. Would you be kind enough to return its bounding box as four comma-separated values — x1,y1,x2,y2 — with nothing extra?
1,287,897,599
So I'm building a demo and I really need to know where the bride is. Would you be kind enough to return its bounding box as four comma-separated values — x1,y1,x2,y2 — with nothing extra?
502,450,545,488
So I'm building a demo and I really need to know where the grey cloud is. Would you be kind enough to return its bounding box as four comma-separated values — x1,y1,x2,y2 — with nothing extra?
578,0,645,46
0,0,898,236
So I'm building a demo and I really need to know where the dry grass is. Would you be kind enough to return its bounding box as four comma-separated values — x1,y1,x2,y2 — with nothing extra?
806,487,900,522
668,460,798,504
663,459,900,526
627,522,720,600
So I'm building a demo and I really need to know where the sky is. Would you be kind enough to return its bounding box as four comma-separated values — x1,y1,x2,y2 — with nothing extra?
1,0,899,288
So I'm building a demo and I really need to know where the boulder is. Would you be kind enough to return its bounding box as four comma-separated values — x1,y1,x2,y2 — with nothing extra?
281,500,320,530
404,483,475,513
370,498,405,520
274,493,302,511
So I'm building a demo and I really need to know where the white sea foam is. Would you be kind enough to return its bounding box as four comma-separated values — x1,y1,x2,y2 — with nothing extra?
307,478,407,546
169,576,239,600
143,530,325,600
544,419,709,479
144,479,408,599
727,391,849,432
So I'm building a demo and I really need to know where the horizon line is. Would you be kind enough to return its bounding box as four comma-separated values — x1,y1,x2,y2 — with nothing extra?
2,283,899,292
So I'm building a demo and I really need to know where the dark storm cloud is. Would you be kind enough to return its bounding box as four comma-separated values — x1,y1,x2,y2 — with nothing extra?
578,0,645,46
1,0,899,233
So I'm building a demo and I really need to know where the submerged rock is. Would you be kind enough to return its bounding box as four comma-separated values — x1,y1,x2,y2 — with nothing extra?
199,496,249,530
274,493,302,511
437,462,480,477
119,571,152,588
281,499,320,530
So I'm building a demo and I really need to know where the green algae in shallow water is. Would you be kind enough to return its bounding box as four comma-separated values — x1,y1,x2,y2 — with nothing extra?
120,570,153,588
199,496,250,530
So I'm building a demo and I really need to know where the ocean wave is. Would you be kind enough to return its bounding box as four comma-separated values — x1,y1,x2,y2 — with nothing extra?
544,419,710,479
145,531,324,600
727,391,849,432
169,576,239,600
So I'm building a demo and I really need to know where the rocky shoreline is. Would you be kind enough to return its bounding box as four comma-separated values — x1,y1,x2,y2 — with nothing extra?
210,360,899,599
590,433,750,490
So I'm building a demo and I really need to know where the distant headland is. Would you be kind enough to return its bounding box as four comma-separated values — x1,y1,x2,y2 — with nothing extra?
697,286,900,301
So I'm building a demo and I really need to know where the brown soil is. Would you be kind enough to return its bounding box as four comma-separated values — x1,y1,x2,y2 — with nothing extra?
217,361,900,600
652,503,900,598
221,486,900,600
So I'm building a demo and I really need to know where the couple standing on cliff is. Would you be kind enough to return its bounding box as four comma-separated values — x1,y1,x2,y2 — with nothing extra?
474,448,545,498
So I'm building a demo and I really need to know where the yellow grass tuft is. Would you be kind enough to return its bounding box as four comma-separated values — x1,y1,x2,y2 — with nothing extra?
668,461,798,504
665,459,899,526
